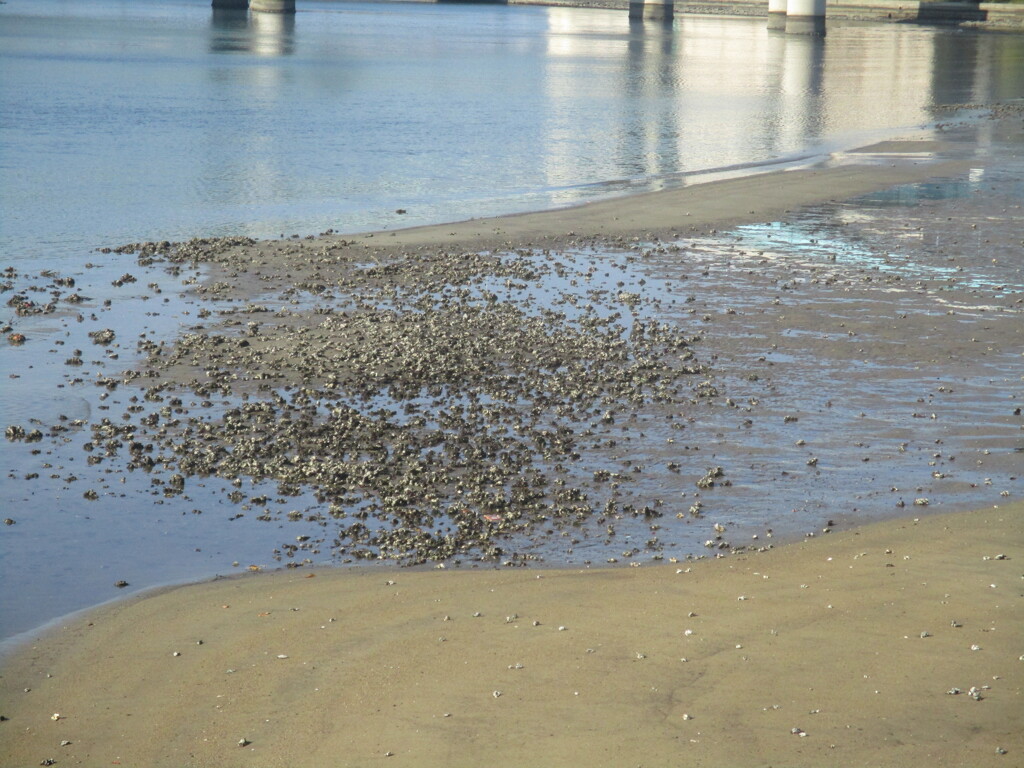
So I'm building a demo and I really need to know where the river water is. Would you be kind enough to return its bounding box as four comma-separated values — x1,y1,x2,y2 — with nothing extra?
3,0,1023,266
2,1,1023,642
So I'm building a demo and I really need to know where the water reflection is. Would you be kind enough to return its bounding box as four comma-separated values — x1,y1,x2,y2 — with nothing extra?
4,2,1024,266
210,6,295,57
210,8,251,53
251,9,296,57
540,14,1024,196
529,13,1024,220
620,22,679,181
202,8,299,222
755,28,825,159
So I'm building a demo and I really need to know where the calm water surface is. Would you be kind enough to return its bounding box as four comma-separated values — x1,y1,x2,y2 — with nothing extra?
3,0,1023,264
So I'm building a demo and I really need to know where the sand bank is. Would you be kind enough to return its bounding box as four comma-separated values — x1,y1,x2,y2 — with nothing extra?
340,149,974,254
1,503,1020,767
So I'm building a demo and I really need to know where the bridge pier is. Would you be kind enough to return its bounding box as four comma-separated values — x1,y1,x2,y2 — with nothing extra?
784,0,826,34
249,0,296,12
628,0,673,22
767,0,788,28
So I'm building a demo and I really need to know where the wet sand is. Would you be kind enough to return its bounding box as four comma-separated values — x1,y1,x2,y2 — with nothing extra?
1,503,1020,767
341,150,975,253
2,119,1023,765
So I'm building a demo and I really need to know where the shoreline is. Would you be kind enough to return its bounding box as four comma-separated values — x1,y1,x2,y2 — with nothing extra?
338,151,976,253
1,114,1022,765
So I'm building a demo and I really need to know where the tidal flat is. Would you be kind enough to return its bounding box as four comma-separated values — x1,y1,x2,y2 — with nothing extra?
2,113,1021,643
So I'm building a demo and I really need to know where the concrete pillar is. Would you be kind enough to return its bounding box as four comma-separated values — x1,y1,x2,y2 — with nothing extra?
629,0,673,22
212,0,248,8
785,0,826,34
786,0,825,16
767,0,787,28
250,0,295,12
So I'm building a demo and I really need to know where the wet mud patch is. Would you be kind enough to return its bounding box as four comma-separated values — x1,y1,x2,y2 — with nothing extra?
623,177,1022,535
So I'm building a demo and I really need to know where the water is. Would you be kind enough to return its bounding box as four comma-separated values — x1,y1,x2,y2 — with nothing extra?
3,0,1023,266
2,0,1024,642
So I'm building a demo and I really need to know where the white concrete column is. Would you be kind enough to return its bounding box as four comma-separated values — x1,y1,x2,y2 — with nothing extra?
250,0,295,12
767,0,787,28
785,0,825,34
786,0,825,16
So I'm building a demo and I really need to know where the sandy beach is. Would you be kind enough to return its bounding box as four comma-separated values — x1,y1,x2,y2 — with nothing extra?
2,112,1023,766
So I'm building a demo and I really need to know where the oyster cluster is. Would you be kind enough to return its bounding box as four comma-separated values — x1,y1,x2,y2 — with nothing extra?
103,236,713,565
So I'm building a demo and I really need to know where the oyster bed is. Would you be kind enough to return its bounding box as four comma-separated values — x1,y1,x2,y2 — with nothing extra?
7,236,737,569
